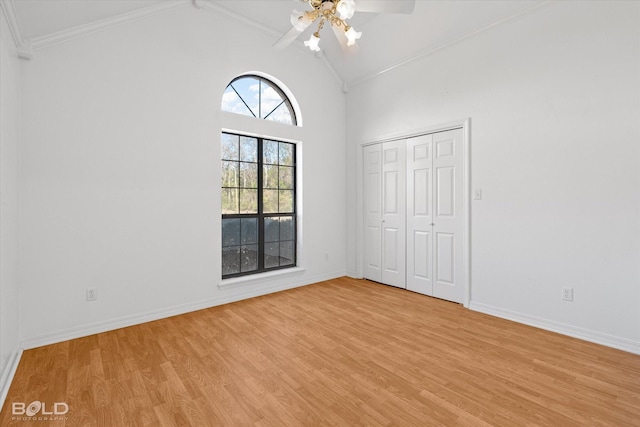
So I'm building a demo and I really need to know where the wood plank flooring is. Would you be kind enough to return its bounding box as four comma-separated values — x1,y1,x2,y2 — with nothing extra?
1,277,639,426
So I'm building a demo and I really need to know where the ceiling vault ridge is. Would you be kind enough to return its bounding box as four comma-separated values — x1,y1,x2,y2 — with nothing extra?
348,0,552,88
26,0,190,57
320,52,348,91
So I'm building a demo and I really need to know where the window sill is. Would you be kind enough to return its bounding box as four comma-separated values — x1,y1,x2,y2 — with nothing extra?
218,267,306,290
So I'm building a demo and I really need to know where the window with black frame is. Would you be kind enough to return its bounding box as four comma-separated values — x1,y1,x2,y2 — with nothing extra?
221,75,297,126
221,132,296,278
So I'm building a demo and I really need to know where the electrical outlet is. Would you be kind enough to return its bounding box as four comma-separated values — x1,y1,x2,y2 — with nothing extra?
561,287,573,301
86,287,97,301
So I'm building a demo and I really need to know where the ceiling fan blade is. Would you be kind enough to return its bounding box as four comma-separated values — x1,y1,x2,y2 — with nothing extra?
355,0,415,14
273,26,303,50
331,24,359,56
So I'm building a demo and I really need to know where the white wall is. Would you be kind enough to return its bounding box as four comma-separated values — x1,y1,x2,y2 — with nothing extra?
347,1,640,352
19,5,347,346
0,4,21,397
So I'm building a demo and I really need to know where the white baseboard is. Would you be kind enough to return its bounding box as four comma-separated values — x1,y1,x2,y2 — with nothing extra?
21,271,346,350
346,270,360,279
0,348,23,411
469,301,640,355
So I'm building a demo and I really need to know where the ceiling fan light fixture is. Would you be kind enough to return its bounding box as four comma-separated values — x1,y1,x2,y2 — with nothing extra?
288,0,365,52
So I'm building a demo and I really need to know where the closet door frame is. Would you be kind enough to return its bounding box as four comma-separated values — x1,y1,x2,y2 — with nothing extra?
356,118,471,307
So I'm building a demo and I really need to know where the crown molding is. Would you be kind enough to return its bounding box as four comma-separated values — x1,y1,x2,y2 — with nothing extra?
0,0,32,59
199,0,281,40
4,0,346,87
349,0,551,87
0,0,23,46
30,0,189,52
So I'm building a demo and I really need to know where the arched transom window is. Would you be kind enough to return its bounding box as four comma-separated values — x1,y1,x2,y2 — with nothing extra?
221,75,297,126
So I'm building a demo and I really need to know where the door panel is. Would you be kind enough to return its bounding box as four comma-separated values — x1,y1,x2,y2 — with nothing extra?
383,227,399,272
436,138,455,158
384,146,398,164
436,232,455,284
436,167,455,217
384,171,399,214
413,169,429,216
366,174,380,215
366,226,381,270
413,230,430,280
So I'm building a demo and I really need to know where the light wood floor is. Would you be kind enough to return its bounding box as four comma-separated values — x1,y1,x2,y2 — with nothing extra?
1,277,639,426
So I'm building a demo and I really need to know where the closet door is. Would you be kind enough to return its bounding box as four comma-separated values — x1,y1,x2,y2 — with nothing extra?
406,134,433,295
363,144,382,282
380,140,406,288
432,128,464,302
406,128,464,303
363,141,406,289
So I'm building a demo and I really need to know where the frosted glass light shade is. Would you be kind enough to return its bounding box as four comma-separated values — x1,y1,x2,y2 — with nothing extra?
336,0,356,20
345,27,362,46
304,34,321,52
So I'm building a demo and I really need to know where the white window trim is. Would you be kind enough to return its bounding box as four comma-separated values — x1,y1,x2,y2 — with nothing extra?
218,266,306,290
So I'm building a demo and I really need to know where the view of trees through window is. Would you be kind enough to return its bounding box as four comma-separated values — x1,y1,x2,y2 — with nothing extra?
221,132,296,278
221,76,297,126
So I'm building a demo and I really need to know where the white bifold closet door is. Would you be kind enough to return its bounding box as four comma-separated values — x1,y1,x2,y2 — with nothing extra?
406,128,464,303
363,140,406,289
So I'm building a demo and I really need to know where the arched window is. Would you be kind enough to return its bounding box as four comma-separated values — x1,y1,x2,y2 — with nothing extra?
221,74,299,279
221,75,297,126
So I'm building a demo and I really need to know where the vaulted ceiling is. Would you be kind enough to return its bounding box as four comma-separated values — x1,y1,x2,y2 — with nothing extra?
6,0,545,85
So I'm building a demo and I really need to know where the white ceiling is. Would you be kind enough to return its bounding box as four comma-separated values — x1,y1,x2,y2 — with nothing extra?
9,0,545,85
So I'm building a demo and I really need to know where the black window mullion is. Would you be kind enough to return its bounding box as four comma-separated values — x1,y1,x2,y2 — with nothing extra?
229,84,256,118
263,100,286,120
293,143,297,266
276,142,280,210
257,138,265,272
258,80,262,119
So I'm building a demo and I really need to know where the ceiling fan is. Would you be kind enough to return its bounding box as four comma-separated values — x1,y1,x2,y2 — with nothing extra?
274,0,416,52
